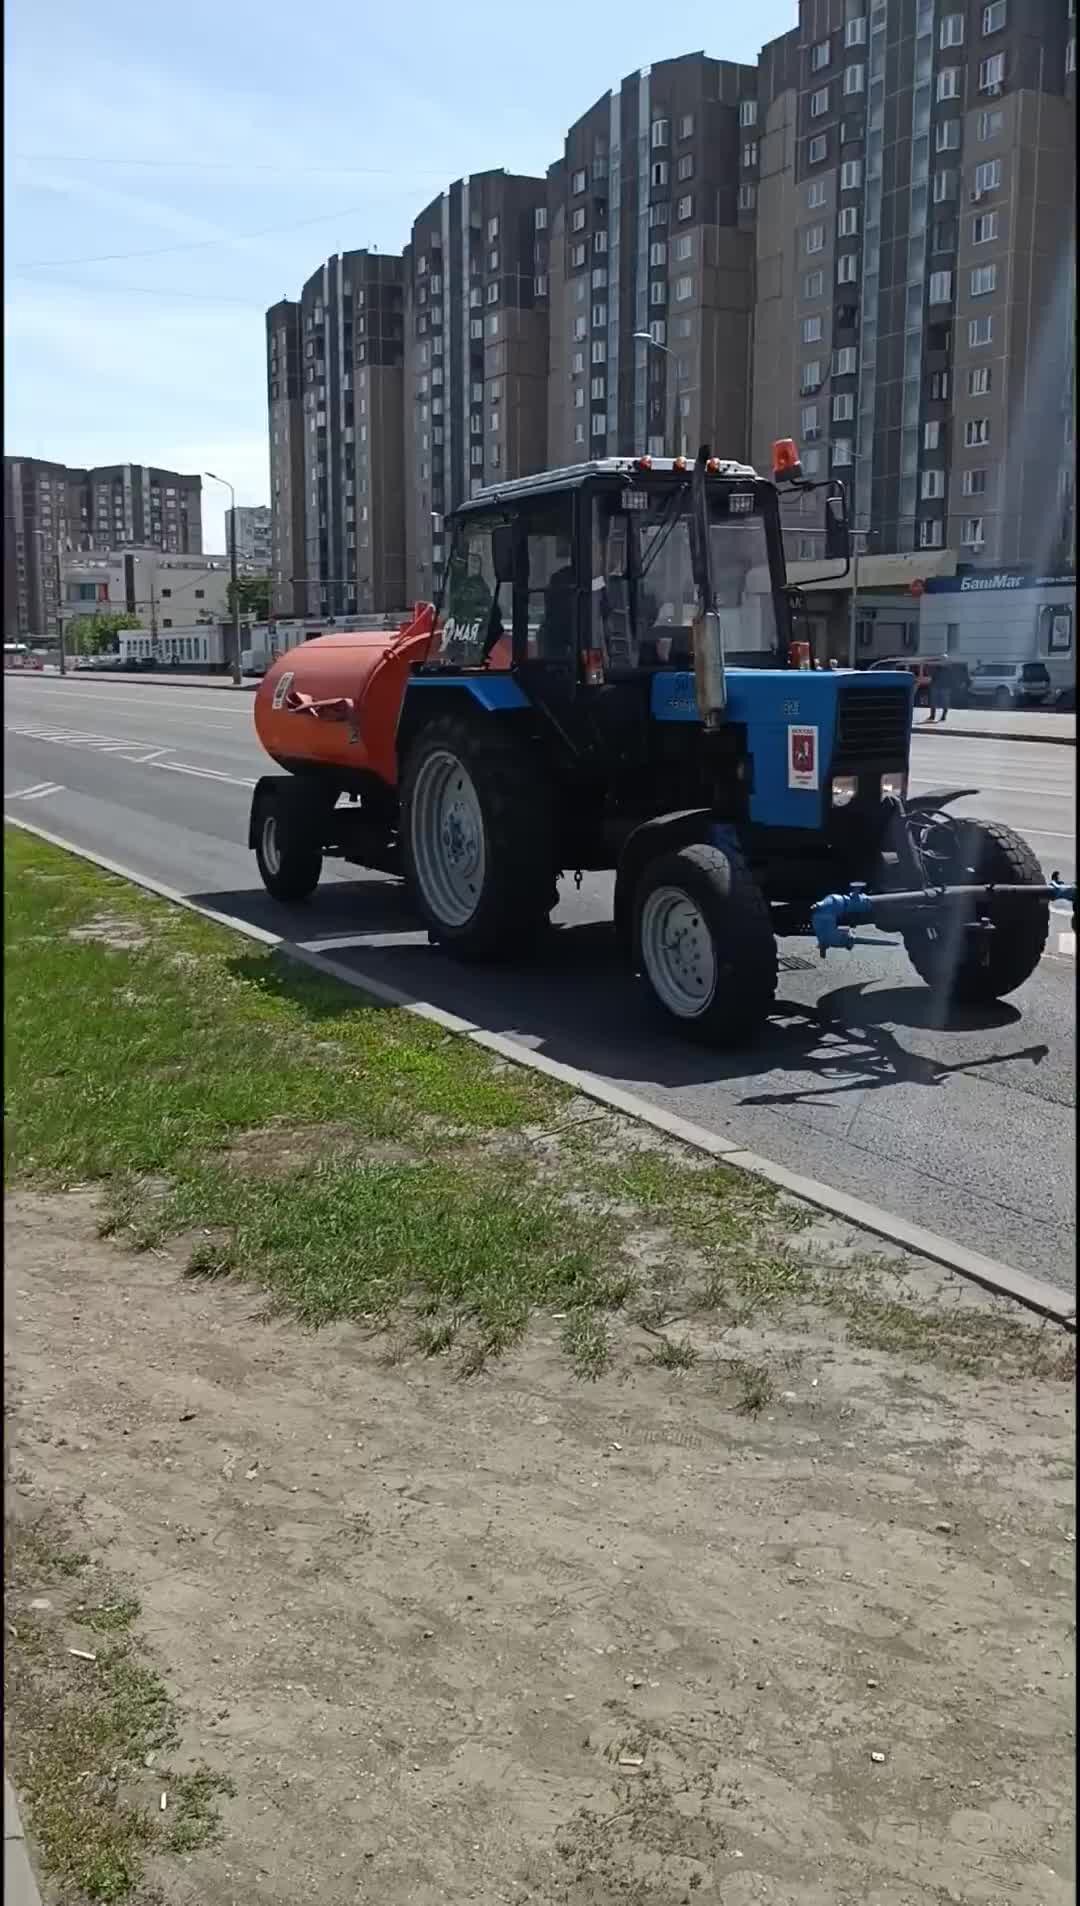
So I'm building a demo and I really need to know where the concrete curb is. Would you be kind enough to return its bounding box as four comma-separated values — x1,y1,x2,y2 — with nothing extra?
915,722,1075,748
4,1778,43,1906
7,813,1075,1331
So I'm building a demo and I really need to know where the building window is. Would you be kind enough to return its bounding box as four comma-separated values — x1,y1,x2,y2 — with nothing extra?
1067,37,1076,72
651,119,669,147
573,315,587,339
591,413,606,436
937,67,961,100
928,270,953,303
574,422,585,445
571,242,587,267
968,315,993,347
970,264,997,297
738,183,757,211
591,266,608,288
571,351,584,374
742,142,758,167
935,120,961,151
649,241,667,267
571,169,587,194
573,387,585,409
679,113,694,138
833,392,854,421
924,420,941,449
843,64,865,94
840,159,863,190
802,447,822,476
845,16,867,44
978,53,1006,90
572,207,586,232
592,302,607,326
676,195,693,220
810,87,829,117
962,468,988,495
931,370,950,400
649,203,671,227
921,468,946,499
965,417,991,445
837,252,859,283
651,161,669,187
968,365,992,395
977,108,1004,140
982,0,1006,31
486,216,499,240
961,516,985,547
674,235,693,262
535,206,548,230
838,206,859,236
973,158,1002,196
808,180,827,208
673,276,693,303
933,169,958,202
803,268,824,298
485,313,499,337
801,403,820,440
919,519,945,548
811,39,830,70
833,346,857,374
591,339,606,362
677,154,694,181
940,13,964,46
534,273,548,296
591,376,605,399
739,100,757,127
649,320,666,345
801,360,823,392
832,441,853,466
649,280,665,305
808,134,827,164
486,282,499,304
804,223,825,254
594,231,608,254
972,210,999,244
802,315,823,343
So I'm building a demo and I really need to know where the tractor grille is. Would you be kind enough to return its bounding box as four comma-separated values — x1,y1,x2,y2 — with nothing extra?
833,685,910,766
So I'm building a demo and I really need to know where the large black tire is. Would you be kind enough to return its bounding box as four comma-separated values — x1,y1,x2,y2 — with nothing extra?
903,816,1049,1004
632,842,777,1047
400,713,557,960
253,783,325,902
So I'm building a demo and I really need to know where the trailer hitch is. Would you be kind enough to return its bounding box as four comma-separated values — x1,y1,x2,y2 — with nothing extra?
810,875,1077,958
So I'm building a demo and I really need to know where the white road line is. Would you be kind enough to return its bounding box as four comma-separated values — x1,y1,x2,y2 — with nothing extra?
8,783,64,802
1057,932,1076,959
7,686,247,718
6,782,56,800
158,761,256,788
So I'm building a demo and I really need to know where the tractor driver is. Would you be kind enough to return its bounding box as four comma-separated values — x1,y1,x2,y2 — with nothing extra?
538,539,578,662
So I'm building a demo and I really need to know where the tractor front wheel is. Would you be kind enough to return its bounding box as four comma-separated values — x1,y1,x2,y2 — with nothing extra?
633,842,777,1046
400,713,557,960
903,816,1049,1003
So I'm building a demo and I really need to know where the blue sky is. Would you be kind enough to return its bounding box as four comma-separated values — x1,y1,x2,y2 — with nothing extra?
4,0,796,552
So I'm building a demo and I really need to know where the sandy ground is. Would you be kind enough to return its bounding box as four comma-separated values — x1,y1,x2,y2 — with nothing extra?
4,1189,1075,1906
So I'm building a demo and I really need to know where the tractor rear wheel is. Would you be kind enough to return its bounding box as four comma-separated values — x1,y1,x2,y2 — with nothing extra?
903,816,1049,1003
400,713,557,960
633,842,777,1046
253,780,325,902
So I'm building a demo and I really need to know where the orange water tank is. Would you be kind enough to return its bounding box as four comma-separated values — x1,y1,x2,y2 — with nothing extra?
255,606,437,786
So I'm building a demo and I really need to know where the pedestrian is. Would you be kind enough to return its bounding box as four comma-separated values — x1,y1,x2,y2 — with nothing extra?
926,662,951,723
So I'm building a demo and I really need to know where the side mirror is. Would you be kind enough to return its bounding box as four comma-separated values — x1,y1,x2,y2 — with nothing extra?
824,488,851,563
491,523,515,586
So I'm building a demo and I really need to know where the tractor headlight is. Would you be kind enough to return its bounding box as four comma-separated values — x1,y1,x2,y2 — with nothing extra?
880,772,908,800
831,775,858,807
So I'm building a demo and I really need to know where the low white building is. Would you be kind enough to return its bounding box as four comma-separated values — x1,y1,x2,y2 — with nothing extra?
118,624,228,669
62,547,240,633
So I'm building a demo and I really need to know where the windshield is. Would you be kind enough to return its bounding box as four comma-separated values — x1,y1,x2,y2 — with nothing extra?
591,493,780,671
974,665,1019,678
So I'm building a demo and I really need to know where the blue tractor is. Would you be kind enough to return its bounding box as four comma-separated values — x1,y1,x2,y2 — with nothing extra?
251,443,1073,1046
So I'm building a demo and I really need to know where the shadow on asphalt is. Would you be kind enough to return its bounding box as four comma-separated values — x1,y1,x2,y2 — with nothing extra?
188,874,1046,1105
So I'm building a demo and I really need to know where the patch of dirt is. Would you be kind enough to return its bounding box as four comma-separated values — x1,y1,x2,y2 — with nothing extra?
66,913,150,952
5,1190,1074,1906
222,1124,417,1178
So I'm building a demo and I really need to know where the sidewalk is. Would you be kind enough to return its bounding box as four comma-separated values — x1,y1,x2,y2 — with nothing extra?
912,707,1075,746
4,1780,41,1906
11,666,254,692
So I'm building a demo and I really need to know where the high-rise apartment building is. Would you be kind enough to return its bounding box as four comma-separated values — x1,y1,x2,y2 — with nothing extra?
403,170,548,603
547,55,759,472
4,456,202,640
752,0,1076,567
267,250,406,620
224,505,272,570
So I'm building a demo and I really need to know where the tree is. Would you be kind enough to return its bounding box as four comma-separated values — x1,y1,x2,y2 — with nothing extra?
65,611,140,656
226,576,271,622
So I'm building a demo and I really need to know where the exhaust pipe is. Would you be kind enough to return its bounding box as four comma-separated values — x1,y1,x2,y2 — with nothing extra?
692,609,727,725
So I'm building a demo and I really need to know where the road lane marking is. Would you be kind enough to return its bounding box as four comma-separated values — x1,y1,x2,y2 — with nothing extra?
157,761,256,788
6,782,64,802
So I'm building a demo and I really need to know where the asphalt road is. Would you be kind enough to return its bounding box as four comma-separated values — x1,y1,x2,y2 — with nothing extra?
5,674,1075,1291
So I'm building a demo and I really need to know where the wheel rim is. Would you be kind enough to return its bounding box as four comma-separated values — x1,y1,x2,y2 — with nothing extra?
410,749,487,928
639,886,718,1019
261,814,282,876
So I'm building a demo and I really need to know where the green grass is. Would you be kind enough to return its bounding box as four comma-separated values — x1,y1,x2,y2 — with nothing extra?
5,1513,233,1902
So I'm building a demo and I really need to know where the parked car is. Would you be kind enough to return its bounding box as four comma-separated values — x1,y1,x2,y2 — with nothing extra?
965,662,1053,710
868,655,969,707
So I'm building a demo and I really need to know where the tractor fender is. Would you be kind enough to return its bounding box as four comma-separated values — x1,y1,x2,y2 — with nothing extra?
613,809,714,956
395,675,533,767
904,786,979,813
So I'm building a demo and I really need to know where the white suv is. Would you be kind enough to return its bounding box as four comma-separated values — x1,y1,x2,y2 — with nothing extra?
965,662,1053,710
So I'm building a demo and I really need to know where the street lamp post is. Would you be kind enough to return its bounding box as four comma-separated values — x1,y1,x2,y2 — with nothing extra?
633,332,684,456
205,472,242,685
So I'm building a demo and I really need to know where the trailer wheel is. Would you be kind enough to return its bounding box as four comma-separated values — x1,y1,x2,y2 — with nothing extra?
903,816,1049,1004
401,713,557,960
253,782,325,902
633,842,777,1047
